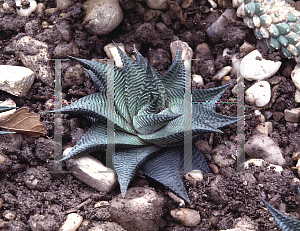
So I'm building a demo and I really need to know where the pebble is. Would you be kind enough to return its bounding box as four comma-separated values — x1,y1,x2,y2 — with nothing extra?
223,48,233,59
15,0,37,17
209,175,229,205
230,54,241,77
104,43,126,68
171,208,201,227
3,210,16,220
88,222,125,231
256,122,273,135
13,36,53,87
59,213,83,231
170,40,193,72
181,0,194,9
36,3,45,15
184,170,203,188
56,20,72,42
192,74,204,88
0,198,2,209
145,0,168,10
56,0,73,11
0,153,12,173
63,148,117,192
29,214,57,231
221,76,231,85
239,41,256,54
213,66,232,80
292,152,300,161
291,63,300,91
292,159,300,178
167,191,185,207
109,187,165,231
295,89,300,103
206,9,238,44
244,134,286,166
273,111,284,122
82,0,123,36
240,50,282,81
53,43,74,58
211,141,236,168
94,201,109,208
245,81,271,107
0,65,35,97
219,217,258,231
284,108,300,122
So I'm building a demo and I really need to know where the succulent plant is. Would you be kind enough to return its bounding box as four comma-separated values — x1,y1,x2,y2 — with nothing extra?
54,43,239,203
0,106,16,135
260,188,300,231
233,0,300,62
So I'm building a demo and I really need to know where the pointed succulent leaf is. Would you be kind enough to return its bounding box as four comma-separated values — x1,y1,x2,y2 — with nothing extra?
260,196,300,231
141,147,190,203
114,145,161,197
83,67,105,92
0,131,15,135
0,106,17,113
137,97,159,116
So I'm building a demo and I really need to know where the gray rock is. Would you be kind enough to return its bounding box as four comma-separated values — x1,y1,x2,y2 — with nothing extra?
63,64,85,87
13,36,53,87
23,166,52,191
145,0,168,10
0,153,12,172
245,134,286,166
88,222,125,231
171,208,201,227
83,0,123,36
59,213,83,231
109,187,165,231
56,0,73,11
211,141,236,168
28,214,57,231
284,108,300,122
56,20,72,42
0,65,35,97
209,175,229,205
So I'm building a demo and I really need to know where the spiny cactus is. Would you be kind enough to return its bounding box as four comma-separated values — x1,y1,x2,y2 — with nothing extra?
52,43,240,203
233,0,300,62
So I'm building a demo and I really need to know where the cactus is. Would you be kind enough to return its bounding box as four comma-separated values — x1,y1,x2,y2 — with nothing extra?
233,0,300,62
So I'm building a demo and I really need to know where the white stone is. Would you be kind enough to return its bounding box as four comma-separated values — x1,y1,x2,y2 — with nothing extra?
244,159,283,173
213,66,232,80
256,122,272,135
291,63,300,91
240,50,281,81
245,81,271,107
170,40,193,73
244,134,286,166
83,0,124,36
184,170,203,187
192,74,204,87
295,89,300,103
0,65,35,97
15,0,37,17
63,148,117,192
223,48,233,59
171,208,201,227
145,0,168,10
59,213,83,231
104,43,126,68
230,54,241,77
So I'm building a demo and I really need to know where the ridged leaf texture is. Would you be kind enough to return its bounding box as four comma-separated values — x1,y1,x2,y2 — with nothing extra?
0,106,17,135
260,188,300,231
55,43,240,203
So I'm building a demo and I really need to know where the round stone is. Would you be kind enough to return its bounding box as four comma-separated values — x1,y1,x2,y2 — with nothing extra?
245,81,271,107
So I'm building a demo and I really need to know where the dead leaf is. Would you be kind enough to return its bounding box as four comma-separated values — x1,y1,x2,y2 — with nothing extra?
0,107,46,137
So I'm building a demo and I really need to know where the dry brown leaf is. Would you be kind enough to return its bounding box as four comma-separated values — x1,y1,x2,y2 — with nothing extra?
0,107,46,137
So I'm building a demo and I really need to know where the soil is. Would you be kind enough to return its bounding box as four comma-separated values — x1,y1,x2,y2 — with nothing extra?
0,0,300,230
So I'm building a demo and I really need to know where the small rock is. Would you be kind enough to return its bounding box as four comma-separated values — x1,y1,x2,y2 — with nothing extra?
244,134,286,166
145,0,168,10
245,81,271,107
171,208,201,227
59,213,83,231
16,0,37,17
36,3,45,15
82,0,123,36
104,43,126,68
240,50,282,81
209,175,229,205
292,152,300,161
88,222,125,231
239,42,256,54
0,153,12,172
184,170,203,187
256,122,273,135
0,99,17,121
213,66,232,80
192,74,204,88
223,48,233,59
240,173,256,185
273,111,284,122
94,201,110,208
291,63,300,91
56,21,72,42
167,191,185,207
181,0,194,8
0,198,3,209
28,214,57,231
221,76,231,85
219,217,258,231
64,148,117,192
267,164,283,173
170,40,193,73
53,43,74,58
195,140,212,153
3,210,16,220
211,141,236,168
230,54,241,77
0,65,35,97
13,36,53,87
63,64,85,87
295,89,300,103
284,108,300,122
206,9,238,44
109,187,165,231
23,166,52,191
144,9,162,22
56,0,73,11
